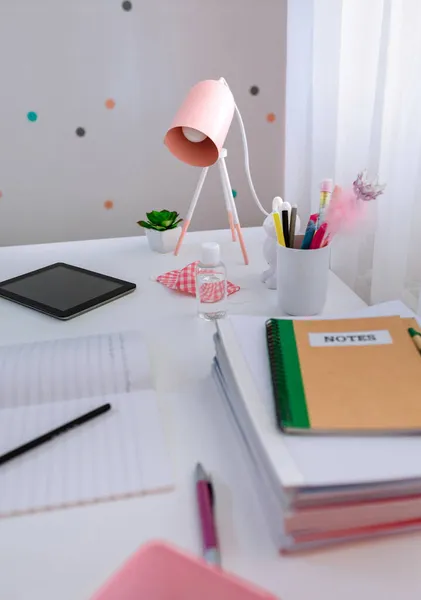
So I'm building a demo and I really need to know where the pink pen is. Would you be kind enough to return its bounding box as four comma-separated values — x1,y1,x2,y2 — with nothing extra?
310,222,328,249
195,463,221,567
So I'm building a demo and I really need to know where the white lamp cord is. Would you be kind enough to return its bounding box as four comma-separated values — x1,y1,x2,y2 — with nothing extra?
234,103,269,216
220,77,269,217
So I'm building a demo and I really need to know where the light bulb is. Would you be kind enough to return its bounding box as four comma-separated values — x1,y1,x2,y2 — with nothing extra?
182,126,207,143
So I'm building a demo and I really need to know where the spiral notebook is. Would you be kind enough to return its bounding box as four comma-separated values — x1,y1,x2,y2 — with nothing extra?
266,316,421,434
0,332,173,517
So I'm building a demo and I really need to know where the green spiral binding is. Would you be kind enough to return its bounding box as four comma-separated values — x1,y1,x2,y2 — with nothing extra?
265,319,310,431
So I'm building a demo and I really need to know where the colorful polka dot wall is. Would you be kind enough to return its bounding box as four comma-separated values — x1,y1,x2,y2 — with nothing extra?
17,78,276,223
249,85,276,124
0,0,284,248
23,94,121,213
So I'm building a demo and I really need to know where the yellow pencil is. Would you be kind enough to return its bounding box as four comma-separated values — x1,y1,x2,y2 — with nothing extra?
272,211,285,246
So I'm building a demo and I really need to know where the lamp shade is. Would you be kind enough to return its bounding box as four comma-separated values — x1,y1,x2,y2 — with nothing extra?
164,79,235,167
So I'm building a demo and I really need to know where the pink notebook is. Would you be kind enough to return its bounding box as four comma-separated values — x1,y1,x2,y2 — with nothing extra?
91,542,277,600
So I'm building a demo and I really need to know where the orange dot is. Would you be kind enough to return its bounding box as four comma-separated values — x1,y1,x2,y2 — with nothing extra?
104,199,114,210
266,112,276,123
105,98,116,109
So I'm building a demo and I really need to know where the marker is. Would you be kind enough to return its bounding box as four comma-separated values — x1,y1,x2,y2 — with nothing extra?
280,201,292,218
272,211,285,246
281,209,290,248
289,205,298,249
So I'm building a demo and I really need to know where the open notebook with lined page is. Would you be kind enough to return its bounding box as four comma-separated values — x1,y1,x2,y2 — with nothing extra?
0,332,173,517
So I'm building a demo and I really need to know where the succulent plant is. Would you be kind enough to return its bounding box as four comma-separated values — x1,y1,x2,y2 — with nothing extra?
137,210,183,232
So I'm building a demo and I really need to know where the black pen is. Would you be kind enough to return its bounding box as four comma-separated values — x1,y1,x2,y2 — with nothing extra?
282,208,290,248
0,403,111,467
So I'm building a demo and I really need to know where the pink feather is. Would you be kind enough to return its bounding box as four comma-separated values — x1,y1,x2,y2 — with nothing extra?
324,186,365,239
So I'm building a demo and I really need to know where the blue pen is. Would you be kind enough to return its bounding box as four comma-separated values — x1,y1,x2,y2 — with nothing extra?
301,219,316,249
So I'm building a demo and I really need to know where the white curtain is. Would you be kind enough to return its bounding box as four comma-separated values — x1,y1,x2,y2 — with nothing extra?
285,0,421,310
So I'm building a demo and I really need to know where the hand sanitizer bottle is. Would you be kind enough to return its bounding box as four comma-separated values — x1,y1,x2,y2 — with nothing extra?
196,242,227,320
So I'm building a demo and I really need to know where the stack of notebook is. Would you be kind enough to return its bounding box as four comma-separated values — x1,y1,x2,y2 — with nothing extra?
212,302,421,552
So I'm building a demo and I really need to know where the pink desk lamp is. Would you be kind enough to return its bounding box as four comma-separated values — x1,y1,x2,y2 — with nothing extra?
164,78,269,264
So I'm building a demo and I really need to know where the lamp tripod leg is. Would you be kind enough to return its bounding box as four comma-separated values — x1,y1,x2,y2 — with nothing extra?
234,220,249,266
174,167,209,256
227,209,237,242
217,151,237,242
218,154,249,265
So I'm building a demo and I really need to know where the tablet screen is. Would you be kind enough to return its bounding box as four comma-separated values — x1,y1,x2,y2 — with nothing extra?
1,266,122,311
0,263,136,319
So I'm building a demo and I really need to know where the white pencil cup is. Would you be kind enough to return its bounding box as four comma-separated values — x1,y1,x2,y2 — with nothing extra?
277,235,330,316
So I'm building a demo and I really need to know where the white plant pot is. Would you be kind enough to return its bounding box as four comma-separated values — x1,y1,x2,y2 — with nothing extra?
145,226,181,254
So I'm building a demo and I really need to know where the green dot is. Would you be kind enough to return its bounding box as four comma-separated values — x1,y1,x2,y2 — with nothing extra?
27,111,38,122
232,189,237,198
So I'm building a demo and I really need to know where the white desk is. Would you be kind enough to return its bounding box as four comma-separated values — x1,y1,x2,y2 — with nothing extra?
1,228,417,600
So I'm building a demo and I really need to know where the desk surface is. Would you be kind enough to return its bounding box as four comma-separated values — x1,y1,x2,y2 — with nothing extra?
1,229,417,600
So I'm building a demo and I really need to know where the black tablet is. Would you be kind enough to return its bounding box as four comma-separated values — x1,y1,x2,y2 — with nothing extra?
0,263,136,320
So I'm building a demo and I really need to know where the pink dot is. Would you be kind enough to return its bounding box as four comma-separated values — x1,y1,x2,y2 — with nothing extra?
0,191,3,198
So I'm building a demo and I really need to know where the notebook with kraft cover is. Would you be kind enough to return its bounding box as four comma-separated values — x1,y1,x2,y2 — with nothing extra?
266,316,421,434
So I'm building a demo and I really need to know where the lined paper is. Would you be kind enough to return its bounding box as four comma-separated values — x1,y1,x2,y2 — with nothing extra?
0,391,173,516
0,332,151,408
228,314,421,486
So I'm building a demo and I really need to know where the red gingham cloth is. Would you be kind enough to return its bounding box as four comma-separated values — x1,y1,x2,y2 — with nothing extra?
156,261,240,302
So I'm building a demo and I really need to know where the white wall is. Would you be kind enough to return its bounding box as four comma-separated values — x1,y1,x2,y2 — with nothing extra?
0,0,286,246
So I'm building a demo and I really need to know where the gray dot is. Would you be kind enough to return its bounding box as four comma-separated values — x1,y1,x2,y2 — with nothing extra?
76,127,86,137
250,85,260,96
122,1,132,10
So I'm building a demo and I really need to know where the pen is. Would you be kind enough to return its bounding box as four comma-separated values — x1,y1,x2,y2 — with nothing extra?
301,219,316,249
0,403,112,467
281,209,290,248
289,205,298,249
408,328,421,353
195,462,221,567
